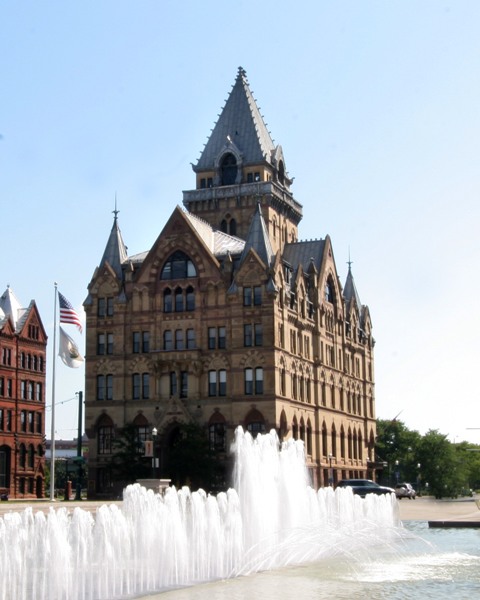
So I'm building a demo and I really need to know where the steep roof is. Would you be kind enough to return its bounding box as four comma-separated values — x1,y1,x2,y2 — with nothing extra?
183,210,245,257
343,263,362,308
99,211,129,279
282,239,326,276
0,286,25,331
238,203,275,268
194,67,276,171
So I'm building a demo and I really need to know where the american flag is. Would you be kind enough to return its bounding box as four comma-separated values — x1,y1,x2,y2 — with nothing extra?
58,291,83,333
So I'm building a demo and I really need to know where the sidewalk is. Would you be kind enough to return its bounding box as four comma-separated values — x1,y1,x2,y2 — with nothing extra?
397,495,480,523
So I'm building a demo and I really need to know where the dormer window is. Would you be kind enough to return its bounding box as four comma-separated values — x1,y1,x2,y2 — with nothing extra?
161,251,197,280
220,153,237,185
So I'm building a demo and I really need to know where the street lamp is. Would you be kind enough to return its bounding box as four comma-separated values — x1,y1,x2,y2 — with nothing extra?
152,427,158,479
395,460,400,484
416,463,421,495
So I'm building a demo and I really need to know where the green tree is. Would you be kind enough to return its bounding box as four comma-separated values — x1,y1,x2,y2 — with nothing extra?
375,419,422,485
109,423,150,487
168,422,221,491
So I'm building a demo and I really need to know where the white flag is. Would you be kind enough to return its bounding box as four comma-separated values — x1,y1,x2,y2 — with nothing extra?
58,326,84,368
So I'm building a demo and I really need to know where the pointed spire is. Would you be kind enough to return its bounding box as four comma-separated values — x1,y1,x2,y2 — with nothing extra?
0,285,24,330
194,67,276,171
238,203,275,269
343,258,362,308
99,204,128,279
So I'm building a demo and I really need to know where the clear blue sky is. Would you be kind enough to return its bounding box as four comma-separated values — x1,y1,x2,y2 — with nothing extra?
2,1,479,443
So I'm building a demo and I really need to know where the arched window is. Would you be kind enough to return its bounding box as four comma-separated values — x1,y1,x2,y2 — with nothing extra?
163,289,172,312
208,413,226,452
306,420,312,455
292,416,298,440
175,329,184,350
279,410,288,440
220,219,228,233
175,287,184,312
220,153,237,185
164,330,173,351
245,408,266,438
186,286,195,311
229,218,237,236
160,251,197,280
322,423,328,457
133,414,149,453
28,445,35,468
19,444,26,468
97,415,114,455
325,278,335,303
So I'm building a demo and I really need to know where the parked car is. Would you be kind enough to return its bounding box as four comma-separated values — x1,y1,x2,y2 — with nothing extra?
395,482,416,500
336,479,395,498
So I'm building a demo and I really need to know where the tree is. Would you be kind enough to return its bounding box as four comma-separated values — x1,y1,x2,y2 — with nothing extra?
168,422,221,491
375,419,421,485
109,423,150,487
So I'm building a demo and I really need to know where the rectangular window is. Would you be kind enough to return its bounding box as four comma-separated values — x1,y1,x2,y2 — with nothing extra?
96,375,105,401
164,330,173,351
6,411,12,431
98,298,106,317
106,374,113,401
244,324,253,347
245,368,253,395
0,377,3,396
21,381,26,399
208,327,216,350
255,367,264,394
175,329,184,350
7,379,12,398
253,286,262,306
187,329,195,349
142,331,150,353
133,332,140,353
254,323,263,346
209,371,217,396
218,327,226,349
107,297,114,316
132,373,140,400
170,372,177,396
243,287,252,307
107,334,113,355
180,371,188,398
28,411,34,433
219,369,227,396
142,373,149,399
0,409,3,430
97,333,105,355
21,410,27,432
36,412,42,433
36,382,42,402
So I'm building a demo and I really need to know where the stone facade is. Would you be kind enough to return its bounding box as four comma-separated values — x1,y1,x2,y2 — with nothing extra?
84,68,376,498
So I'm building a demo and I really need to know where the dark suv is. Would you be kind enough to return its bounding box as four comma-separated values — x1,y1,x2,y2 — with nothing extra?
336,479,395,498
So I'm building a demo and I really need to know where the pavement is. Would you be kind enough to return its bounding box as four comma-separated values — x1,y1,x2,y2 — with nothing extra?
1,495,479,523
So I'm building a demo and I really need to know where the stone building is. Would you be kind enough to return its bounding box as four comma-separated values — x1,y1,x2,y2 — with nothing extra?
84,68,376,498
0,286,47,498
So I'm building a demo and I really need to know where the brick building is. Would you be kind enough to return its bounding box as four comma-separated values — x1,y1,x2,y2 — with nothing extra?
84,68,376,498
0,286,47,498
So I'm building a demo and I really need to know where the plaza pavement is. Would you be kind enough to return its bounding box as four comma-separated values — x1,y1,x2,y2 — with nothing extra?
1,494,479,523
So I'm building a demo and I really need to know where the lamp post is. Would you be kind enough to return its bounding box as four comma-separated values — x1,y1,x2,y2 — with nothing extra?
395,460,400,485
416,463,421,496
151,427,158,480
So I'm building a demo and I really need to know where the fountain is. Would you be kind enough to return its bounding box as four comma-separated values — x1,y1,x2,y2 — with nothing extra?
0,428,400,600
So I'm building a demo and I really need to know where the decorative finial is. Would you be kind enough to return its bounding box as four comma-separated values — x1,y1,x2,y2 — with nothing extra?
113,193,119,222
347,247,353,272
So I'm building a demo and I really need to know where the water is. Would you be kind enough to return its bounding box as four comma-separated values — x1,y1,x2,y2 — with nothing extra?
1,428,478,599
152,523,480,600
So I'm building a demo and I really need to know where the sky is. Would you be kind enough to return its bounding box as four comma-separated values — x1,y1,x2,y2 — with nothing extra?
1,1,479,444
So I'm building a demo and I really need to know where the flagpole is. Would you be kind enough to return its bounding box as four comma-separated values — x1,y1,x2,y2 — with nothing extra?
50,282,58,501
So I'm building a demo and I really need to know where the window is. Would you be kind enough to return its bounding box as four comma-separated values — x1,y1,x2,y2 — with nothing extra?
142,331,150,353
164,289,173,312
244,286,262,306
175,329,184,350
209,326,226,349
36,412,42,433
132,373,140,400
98,297,114,317
209,419,226,452
0,377,3,396
97,374,113,401
164,330,173,351
142,373,150,399
209,370,226,397
186,286,195,311
255,367,263,394
21,411,27,432
19,445,26,468
107,333,113,355
98,423,114,455
170,372,177,396
133,332,140,353
220,152,237,185
180,371,188,398
97,334,105,355
244,368,253,395
28,412,34,433
186,329,195,349
0,409,3,430
2,348,11,366
244,324,252,347
175,287,184,312
28,445,35,468
160,251,197,280
6,411,12,431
